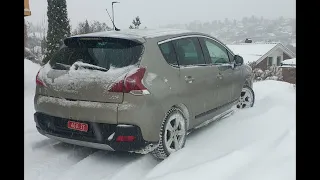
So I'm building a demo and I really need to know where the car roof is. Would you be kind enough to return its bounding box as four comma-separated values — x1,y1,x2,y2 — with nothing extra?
70,28,209,43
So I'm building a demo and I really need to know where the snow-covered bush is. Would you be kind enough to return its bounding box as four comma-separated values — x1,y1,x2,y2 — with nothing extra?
25,48,43,65
266,76,279,80
252,68,263,81
268,65,283,81
252,65,283,82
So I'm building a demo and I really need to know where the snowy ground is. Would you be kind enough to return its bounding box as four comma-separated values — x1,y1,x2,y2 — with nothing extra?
25,59,296,180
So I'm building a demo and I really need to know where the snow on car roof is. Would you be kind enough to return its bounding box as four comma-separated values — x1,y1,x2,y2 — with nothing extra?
72,28,192,42
227,43,278,64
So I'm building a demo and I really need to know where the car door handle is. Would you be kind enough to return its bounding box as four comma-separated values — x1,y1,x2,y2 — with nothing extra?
185,76,195,83
217,74,223,80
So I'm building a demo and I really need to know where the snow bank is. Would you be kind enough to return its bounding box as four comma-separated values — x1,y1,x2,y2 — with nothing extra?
144,81,295,180
25,58,295,180
24,59,41,135
24,58,40,94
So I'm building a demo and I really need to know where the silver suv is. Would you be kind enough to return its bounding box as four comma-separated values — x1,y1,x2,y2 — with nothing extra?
34,29,255,160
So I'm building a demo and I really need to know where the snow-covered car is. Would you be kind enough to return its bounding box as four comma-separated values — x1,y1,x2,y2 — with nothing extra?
34,29,255,160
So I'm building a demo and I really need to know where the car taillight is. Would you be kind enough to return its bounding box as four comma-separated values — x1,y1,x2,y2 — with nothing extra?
109,67,150,95
36,70,46,87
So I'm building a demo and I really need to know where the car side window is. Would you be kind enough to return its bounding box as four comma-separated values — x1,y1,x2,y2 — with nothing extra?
202,38,230,64
159,42,178,66
172,37,206,66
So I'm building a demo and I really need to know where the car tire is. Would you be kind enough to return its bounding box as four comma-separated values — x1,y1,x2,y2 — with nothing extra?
152,107,187,160
236,85,255,109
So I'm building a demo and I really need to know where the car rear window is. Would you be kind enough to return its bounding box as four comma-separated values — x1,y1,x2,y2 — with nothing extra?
50,37,144,70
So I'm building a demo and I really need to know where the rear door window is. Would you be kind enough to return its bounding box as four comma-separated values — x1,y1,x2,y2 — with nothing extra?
172,37,206,66
159,42,178,66
50,37,144,70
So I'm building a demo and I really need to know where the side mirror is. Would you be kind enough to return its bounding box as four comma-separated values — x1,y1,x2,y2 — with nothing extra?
234,55,244,66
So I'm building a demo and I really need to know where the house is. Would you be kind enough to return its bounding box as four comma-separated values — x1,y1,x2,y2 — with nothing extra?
227,42,296,71
280,58,296,84
24,0,31,16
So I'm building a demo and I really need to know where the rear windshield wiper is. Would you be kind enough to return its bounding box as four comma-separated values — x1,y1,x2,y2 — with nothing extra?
72,61,108,72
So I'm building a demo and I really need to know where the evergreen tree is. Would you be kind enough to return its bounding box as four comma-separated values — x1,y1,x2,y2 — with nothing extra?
44,0,71,63
129,16,141,29
84,20,90,34
41,36,47,55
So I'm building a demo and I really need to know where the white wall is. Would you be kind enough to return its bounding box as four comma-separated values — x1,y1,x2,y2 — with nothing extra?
267,48,283,66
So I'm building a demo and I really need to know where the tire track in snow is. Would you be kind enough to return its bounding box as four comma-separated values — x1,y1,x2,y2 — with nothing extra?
108,154,159,180
54,151,142,180
25,142,97,180
31,138,59,150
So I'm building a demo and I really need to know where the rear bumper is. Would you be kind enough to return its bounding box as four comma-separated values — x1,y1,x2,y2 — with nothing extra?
34,95,118,124
34,112,157,152
34,95,165,142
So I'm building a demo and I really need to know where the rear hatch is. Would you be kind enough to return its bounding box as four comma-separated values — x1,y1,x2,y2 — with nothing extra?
39,37,144,103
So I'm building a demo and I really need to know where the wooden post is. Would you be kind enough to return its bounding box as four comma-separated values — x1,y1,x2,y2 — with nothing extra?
24,0,31,16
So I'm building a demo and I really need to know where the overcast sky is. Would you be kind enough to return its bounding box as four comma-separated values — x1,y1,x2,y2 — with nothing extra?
26,0,296,29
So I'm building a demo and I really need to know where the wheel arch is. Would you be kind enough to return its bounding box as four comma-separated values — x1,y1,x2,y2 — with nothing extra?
244,76,253,88
172,103,191,129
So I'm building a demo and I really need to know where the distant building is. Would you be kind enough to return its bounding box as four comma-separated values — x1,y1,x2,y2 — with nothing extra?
227,42,296,71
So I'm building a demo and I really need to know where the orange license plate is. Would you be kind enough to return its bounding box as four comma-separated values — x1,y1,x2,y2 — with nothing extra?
67,121,88,132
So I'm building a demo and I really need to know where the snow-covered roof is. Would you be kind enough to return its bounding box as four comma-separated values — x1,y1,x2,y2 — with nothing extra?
227,43,278,64
281,58,296,68
227,43,296,64
282,58,296,65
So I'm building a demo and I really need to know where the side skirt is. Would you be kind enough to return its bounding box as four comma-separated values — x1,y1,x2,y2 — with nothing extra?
187,100,238,135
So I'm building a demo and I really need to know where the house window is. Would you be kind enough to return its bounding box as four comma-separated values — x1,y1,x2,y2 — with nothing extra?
277,56,281,66
268,57,273,66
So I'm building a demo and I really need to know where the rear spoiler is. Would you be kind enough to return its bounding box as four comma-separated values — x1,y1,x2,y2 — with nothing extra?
64,36,144,48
